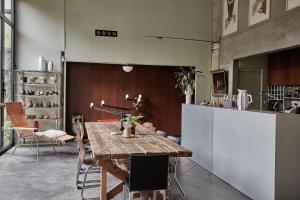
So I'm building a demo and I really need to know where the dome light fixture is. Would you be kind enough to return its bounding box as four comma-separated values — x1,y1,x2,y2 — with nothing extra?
122,65,133,72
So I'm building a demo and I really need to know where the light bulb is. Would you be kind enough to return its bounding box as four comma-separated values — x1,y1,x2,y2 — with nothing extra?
122,65,133,72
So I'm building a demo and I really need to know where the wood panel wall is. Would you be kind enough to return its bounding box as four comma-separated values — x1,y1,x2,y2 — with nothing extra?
66,62,184,136
268,48,300,85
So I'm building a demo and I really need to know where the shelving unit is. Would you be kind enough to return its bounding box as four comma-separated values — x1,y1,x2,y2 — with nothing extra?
268,85,300,112
14,70,63,131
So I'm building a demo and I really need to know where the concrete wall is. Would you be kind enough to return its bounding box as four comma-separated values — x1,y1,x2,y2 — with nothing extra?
211,0,300,101
16,0,213,102
218,1,300,66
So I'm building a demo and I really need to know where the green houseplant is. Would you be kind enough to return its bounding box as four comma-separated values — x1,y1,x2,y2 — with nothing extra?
122,114,143,134
175,67,204,104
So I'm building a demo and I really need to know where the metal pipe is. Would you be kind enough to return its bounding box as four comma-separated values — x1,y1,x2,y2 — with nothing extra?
101,104,132,111
90,103,128,131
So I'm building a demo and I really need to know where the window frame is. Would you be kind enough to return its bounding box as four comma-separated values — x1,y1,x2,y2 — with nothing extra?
0,0,15,155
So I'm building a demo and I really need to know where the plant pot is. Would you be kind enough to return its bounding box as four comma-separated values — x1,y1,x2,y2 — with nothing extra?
131,124,136,134
123,127,133,138
185,95,192,104
185,85,193,104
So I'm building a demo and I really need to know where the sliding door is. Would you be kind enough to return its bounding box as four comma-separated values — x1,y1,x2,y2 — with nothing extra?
0,0,14,154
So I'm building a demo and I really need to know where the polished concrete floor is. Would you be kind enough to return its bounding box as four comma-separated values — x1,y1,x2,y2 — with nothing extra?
0,142,250,200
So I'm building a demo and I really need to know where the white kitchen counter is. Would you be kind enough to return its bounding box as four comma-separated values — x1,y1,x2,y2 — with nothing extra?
182,104,300,200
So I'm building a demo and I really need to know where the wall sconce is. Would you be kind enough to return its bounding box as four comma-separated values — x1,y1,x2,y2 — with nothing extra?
122,65,133,72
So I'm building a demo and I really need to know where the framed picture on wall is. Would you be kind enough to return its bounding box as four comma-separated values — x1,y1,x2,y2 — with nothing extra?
249,0,270,26
211,70,228,96
286,0,300,10
222,0,239,36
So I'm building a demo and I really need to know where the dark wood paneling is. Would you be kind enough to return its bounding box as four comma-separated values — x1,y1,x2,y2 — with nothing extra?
66,62,184,136
268,47,300,85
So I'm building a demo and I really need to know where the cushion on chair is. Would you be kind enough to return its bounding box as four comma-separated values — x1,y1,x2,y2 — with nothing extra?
143,122,157,132
35,130,66,138
156,130,167,137
167,136,181,144
142,122,153,128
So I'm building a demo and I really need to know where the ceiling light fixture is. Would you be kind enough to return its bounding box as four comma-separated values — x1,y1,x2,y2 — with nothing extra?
122,65,133,72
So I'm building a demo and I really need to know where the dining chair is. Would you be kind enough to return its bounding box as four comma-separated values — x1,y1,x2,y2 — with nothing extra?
72,116,91,149
122,155,169,200
76,138,101,200
154,131,185,196
5,102,74,159
169,157,185,196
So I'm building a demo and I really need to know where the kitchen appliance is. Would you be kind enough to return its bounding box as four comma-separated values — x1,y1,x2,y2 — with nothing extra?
237,89,253,110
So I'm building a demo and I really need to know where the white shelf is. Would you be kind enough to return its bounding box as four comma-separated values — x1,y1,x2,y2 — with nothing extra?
27,118,61,121
17,94,60,98
23,107,59,109
16,82,56,87
15,69,61,75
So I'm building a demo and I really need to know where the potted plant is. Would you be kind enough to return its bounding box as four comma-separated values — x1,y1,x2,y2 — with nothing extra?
122,114,143,136
175,67,204,104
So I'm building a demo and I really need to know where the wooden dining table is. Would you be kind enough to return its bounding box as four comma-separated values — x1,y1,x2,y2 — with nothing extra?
85,121,192,200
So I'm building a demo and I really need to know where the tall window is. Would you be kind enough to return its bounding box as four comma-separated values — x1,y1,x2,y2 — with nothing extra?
0,0,14,154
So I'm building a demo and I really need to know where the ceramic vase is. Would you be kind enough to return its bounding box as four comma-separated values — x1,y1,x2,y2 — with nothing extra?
38,56,46,71
47,61,53,72
185,85,193,104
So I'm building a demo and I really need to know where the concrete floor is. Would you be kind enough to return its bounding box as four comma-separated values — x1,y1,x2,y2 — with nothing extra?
0,142,250,200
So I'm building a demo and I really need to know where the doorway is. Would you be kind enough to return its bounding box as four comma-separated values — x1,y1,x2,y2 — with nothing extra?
238,68,263,110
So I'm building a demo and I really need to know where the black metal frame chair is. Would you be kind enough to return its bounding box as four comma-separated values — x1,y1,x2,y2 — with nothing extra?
122,154,169,200
76,138,101,200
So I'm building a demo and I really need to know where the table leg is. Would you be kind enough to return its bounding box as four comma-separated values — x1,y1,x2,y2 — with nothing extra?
101,168,107,200
97,160,128,200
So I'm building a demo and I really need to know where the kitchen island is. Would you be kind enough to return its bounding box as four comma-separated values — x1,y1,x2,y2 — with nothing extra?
182,104,300,200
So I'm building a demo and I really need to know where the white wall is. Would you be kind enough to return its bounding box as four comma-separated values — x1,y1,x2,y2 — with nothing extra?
16,0,213,102
16,0,64,71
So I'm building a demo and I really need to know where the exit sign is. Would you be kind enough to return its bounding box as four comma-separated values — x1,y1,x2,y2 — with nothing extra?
95,30,118,37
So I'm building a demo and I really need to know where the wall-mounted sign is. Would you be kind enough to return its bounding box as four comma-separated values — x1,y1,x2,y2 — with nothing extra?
95,30,118,37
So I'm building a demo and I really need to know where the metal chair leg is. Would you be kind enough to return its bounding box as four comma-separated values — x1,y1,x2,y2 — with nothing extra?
174,158,185,196
11,138,22,157
35,136,39,159
81,165,94,200
76,160,83,189
174,176,185,196
81,165,100,200
29,136,34,150
123,183,127,200
51,138,56,152
168,176,173,187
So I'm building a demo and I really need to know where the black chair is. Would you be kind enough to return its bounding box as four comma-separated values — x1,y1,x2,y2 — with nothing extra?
122,155,169,200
